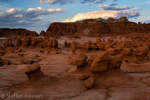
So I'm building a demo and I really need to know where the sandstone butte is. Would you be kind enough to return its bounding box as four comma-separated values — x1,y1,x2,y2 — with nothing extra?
0,28,38,37
43,16,150,37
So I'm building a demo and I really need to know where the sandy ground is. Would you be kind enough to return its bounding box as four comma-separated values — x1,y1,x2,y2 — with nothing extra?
0,36,150,100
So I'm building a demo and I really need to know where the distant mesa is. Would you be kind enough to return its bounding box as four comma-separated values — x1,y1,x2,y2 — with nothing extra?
0,28,38,37
42,16,150,37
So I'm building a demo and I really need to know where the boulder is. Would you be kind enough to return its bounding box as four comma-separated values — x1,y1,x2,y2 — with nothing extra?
24,63,44,80
4,38,14,47
71,41,76,55
89,51,109,72
16,38,22,46
107,53,123,68
73,53,87,67
87,55,96,66
84,77,94,89
122,47,131,55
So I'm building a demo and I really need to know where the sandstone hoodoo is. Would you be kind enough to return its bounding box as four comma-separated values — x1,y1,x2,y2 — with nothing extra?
44,17,150,36
24,63,44,80
73,53,87,67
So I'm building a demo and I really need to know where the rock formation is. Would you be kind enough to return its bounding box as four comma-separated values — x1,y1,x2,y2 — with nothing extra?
24,63,44,80
44,17,150,36
89,51,109,72
4,38,14,47
73,53,87,67
0,58,10,66
0,28,38,37
71,41,76,55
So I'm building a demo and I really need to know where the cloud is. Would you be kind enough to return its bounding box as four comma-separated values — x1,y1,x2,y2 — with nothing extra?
81,0,107,4
40,0,77,6
31,18,45,23
62,5,139,22
63,9,140,22
112,0,117,2
24,7,65,18
0,0,32,2
110,3,118,6
40,0,117,5
99,5,132,11
0,8,22,19
0,0,12,2
0,7,65,27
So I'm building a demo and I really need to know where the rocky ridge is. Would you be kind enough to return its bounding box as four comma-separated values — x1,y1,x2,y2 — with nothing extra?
0,28,38,37
44,17,150,37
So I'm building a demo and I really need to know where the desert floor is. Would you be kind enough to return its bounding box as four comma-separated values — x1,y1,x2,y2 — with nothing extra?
0,36,150,100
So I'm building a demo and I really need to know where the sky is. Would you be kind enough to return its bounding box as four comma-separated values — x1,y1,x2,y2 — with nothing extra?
0,0,150,33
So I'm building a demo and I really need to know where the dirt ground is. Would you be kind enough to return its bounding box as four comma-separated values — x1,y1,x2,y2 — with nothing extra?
0,36,150,100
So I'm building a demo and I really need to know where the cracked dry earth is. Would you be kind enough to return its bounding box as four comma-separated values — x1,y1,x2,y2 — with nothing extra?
0,36,150,100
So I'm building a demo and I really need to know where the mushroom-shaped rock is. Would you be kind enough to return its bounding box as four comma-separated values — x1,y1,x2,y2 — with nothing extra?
16,38,22,46
122,47,131,55
89,51,109,72
51,39,58,48
95,37,102,44
31,37,37,46
90,44,98,49
104,44,110,50
64,40,67,47
107,48,116,55
115,43,125,53
136,45,149,56
24,63,44,80
71,41,76,55
79,74,89,80
4,38,14,47
131,41,140,48
96,42,104,49
107,53,123,69
84,77,94,89
108,38,113,42
73,53,87,67
87,55,96,66
84,41,91,50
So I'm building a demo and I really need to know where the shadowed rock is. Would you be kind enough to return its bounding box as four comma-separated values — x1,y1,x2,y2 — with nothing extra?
24,63,44,80
71,41,76,55
89,51,109,72
84,77,94,89
73,53,87,67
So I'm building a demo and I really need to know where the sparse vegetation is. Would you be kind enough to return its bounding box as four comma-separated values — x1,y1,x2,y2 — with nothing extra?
83,28,90,36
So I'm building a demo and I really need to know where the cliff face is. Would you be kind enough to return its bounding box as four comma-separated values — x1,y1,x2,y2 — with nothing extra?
45,17,150,36
0,28,38,37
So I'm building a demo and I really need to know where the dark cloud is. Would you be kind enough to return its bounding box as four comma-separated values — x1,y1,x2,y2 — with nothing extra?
116,11,140,18
112,0,117,2
99,5,132,11
0,7,65,27
40,0,77,6
40,0,109,5
0,0,12,2
110,3,118,6
81,0,107,4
